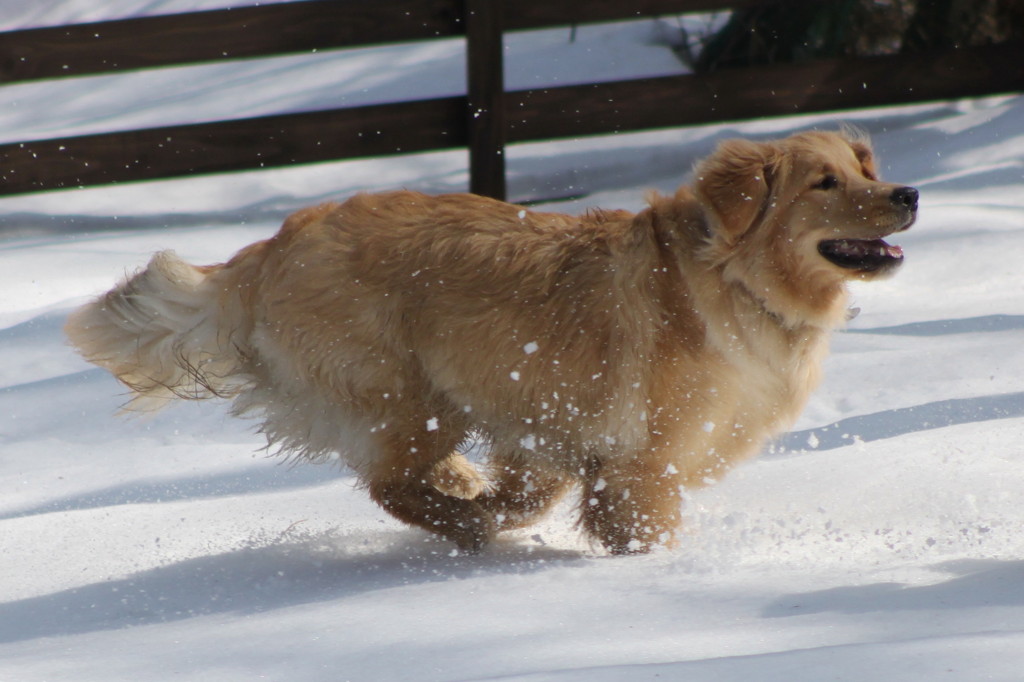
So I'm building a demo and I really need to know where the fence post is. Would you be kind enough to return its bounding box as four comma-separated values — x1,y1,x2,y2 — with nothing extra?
465,0,507,200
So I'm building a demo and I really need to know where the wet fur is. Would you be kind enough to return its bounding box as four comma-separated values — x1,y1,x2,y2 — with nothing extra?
66,131,914,554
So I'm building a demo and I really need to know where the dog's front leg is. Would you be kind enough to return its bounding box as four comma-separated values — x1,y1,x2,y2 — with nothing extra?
579,451,683,555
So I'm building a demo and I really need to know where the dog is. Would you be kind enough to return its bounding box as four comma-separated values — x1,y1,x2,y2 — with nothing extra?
66,130,917,554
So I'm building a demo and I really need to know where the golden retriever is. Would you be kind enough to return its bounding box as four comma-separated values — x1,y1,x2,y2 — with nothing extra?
66,130,917,554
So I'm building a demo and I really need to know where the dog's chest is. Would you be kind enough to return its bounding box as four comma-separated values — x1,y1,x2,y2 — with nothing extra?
722,325,829,430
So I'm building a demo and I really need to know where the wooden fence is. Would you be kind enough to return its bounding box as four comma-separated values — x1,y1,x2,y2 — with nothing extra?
0,0,1021,201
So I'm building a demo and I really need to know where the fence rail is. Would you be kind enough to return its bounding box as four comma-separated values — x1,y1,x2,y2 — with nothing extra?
0,0,757,82
0,0,1021,200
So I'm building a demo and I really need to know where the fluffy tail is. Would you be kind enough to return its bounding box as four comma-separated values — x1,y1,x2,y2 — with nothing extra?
65,250,251,411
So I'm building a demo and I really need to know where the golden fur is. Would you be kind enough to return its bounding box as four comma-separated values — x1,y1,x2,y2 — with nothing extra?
66,131,917,554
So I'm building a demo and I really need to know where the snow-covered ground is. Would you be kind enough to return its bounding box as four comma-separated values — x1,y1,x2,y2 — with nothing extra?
1,3,1023,680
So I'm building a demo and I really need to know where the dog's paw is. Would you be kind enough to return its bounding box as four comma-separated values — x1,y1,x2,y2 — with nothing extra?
444,506,495,553
427,452,489,499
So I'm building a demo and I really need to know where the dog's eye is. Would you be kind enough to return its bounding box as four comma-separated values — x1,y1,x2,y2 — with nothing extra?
813,175,839,190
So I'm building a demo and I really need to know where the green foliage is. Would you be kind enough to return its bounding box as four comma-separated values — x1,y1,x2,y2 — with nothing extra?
688,0,1024,72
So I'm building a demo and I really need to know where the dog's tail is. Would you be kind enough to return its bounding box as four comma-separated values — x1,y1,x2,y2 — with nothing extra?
65,250,253,411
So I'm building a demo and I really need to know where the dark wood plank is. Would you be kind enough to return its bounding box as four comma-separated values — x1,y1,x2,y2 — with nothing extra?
0,0,777,84
0,97,467,195
0,0,464,82
505,41,1024,143
466,0,507,200
506,0,770,31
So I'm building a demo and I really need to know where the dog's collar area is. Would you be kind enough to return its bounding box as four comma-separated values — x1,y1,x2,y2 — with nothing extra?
817,238,904,272
732,279,801,331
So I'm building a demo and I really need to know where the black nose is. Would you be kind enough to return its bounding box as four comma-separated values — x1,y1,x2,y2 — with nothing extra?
891,186,919,211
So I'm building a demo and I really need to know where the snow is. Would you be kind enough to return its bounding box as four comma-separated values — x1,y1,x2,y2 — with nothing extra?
1,2,1023,680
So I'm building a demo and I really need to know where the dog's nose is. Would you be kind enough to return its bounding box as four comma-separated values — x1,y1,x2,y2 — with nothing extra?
891,186,919,211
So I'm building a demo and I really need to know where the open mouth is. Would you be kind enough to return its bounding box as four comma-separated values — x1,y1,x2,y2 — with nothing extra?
818,238,904,272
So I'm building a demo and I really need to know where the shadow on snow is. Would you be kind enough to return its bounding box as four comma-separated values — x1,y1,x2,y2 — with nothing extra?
846,314,1024,337
776,390,1024,453
0,529,585,645
763,559,1024,617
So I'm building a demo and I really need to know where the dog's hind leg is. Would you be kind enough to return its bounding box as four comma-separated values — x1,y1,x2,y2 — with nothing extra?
478,446,572,532
365,418,494,552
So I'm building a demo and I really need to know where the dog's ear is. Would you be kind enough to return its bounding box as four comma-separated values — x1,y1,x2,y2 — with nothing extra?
694,139,780,243
851,140,878,180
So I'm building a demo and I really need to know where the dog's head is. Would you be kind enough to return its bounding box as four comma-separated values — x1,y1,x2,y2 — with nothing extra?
692,130,917,324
